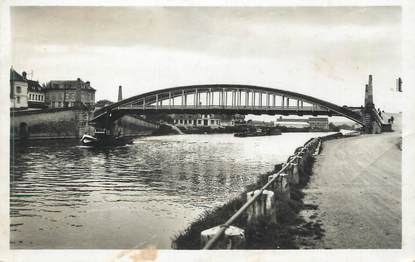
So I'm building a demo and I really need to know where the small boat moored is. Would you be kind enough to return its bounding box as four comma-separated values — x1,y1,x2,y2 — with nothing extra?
80,129,133,147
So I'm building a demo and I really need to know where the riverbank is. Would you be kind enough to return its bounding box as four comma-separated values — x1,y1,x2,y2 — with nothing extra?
172,136,330,249
296,127,402,248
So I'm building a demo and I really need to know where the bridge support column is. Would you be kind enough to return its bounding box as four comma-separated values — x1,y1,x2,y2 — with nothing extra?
200,225,245,249
246,190,276,224
155,94,158,109
259,92,262,107
266,92,269,108
222,88,225,107
245,90,249,107
194,89,198,107
281,96,284,109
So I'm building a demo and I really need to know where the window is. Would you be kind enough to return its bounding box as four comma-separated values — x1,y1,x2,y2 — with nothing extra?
211,120,215,125
16,86,21,93
16,96,20,103
198,120,202,125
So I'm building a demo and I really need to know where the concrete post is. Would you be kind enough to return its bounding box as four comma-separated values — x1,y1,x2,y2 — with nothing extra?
288,163,299,185
200,225,245,249
268,173,290,203
246,190,276,224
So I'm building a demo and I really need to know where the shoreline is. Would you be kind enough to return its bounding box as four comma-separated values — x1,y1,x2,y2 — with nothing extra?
172,132,344,249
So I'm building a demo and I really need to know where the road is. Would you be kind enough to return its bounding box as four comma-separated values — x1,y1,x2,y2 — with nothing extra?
298,114,402,248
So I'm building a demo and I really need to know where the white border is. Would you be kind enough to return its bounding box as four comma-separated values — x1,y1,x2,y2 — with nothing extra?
1,1,414,261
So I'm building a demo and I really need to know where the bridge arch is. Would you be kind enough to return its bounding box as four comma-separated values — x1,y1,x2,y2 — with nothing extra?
92,84,363,126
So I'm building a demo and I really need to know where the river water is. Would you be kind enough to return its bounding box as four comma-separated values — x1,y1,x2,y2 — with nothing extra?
10,133,327,249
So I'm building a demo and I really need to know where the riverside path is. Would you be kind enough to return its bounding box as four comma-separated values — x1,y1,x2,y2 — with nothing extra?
298,113,402,249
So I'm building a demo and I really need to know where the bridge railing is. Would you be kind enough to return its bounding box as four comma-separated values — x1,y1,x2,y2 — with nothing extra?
201,137,321,249
116,105,324,111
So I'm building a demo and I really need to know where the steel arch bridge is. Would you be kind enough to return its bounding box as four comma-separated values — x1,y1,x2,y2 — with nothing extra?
91,84,364,126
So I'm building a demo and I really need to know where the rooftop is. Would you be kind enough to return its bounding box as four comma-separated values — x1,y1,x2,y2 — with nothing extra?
45,78,96,91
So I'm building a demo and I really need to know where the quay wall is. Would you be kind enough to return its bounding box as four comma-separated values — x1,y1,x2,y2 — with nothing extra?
10,108,84,140
10,109,159,140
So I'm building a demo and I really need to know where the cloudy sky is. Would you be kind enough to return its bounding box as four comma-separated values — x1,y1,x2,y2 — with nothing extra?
11,6,402,112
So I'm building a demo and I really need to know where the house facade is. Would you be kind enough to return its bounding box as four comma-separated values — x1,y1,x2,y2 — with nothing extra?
10,69,29,109
44,78,96,108
308,117,329,131
27,79,46,108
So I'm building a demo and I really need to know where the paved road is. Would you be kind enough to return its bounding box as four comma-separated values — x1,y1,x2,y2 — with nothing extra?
299,120,402,248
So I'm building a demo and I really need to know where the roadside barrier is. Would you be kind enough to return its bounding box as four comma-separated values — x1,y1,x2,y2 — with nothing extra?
201,136,323,249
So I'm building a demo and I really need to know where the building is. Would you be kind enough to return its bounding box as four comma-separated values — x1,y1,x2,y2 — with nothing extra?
275,116,329,130
27,79,46,108
10,69,29,109
171,114,244,129
44,78,96,108
246,120,275,128
307,117,329,131
275,116,310,128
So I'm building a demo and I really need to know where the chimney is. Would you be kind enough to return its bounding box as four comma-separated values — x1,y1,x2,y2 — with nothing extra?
22,71,27,80
118,85,123,102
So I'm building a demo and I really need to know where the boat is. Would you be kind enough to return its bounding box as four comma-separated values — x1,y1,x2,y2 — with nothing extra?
234,127,281,137
80,129,133,147
80,134,98,146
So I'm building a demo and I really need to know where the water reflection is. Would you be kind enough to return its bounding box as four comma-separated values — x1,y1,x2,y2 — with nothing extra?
10,133,327,249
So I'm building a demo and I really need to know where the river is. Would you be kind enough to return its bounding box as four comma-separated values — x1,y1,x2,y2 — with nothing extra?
10,133,328,249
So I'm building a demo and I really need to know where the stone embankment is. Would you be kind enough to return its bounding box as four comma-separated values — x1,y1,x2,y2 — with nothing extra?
10,108,158,140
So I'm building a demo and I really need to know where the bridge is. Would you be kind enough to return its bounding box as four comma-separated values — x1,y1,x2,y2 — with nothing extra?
91,76,390,134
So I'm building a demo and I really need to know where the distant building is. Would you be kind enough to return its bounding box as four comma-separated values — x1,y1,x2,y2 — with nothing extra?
27,79,46,108
246,120,275,128
171,114,244,128
10,69,29,109
275,116,309,128
44,78,96,108
276,116,307,123
308,117,329,131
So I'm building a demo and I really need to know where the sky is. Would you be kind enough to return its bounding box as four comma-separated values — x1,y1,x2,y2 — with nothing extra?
10,6,403,114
